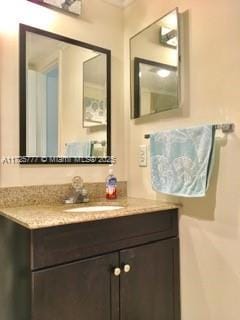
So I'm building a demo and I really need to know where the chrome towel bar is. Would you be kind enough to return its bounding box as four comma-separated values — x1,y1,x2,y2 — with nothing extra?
144,123,235,139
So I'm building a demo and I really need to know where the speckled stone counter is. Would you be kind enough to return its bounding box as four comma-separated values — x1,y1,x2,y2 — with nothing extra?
0,182,127,208
0,198,180,230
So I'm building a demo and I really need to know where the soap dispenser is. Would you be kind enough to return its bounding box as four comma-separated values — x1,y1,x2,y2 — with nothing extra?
106,164,117,199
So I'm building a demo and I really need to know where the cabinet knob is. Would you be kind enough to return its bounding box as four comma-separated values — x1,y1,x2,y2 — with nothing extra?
113,267,121,276
123,264,131,273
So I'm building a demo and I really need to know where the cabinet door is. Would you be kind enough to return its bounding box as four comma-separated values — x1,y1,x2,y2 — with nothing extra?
120,239,180,320
32,253,119,320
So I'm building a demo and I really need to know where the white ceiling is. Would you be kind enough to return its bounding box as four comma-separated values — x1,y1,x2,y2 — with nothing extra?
102,0,136,8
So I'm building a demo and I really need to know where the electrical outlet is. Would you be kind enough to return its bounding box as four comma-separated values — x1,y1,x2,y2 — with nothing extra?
139,144,147,167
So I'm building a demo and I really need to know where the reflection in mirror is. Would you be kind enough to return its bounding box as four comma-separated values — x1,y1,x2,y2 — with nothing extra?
20,25,111,164
134,58,178,114
130,8,180,118
83,55,107,128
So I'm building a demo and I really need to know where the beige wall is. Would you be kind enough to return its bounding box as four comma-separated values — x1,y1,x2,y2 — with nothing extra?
1,0,240,318
124,0,240,319
0,0,125,186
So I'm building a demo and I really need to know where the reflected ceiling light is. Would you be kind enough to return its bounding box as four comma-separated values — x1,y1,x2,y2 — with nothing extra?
139,71,142,78
157,69,170,78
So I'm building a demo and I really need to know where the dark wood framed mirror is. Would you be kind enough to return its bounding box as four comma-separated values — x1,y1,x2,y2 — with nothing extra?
19,24,111,164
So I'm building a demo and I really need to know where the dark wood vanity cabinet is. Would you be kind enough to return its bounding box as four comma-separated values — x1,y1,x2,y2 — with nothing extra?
32,253,119,320
120,239,180,320
0,209,180,320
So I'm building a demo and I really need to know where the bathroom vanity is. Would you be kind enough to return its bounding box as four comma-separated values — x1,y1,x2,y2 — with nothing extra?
0,199,180,320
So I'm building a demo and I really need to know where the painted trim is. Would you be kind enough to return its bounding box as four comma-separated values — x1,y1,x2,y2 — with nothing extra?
122,0,136,7
102,0,135,8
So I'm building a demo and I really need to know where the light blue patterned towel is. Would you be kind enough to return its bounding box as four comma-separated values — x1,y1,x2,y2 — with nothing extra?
65,142,91,157
150,125,216,197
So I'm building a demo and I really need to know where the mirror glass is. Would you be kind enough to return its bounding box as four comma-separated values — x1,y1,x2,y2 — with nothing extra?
20,25,111,164
130,8,180,118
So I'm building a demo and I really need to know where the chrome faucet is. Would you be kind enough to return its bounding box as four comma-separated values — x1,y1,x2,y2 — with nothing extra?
65,176,89,204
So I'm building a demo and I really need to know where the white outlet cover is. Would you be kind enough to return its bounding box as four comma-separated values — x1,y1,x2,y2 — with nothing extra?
139,144,147,167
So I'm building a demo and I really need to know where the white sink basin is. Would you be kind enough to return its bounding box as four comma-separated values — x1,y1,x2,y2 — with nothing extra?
65,205,124,213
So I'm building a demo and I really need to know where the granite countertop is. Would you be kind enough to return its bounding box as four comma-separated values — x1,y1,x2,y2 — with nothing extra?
0,198,180,230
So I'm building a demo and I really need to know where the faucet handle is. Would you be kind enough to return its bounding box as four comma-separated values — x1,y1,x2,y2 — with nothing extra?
72,176,83,192
81,188,89,203
82,188,88,196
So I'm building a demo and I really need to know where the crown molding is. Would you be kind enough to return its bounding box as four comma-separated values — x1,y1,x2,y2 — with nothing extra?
102,0,136,8
122,0,136,7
